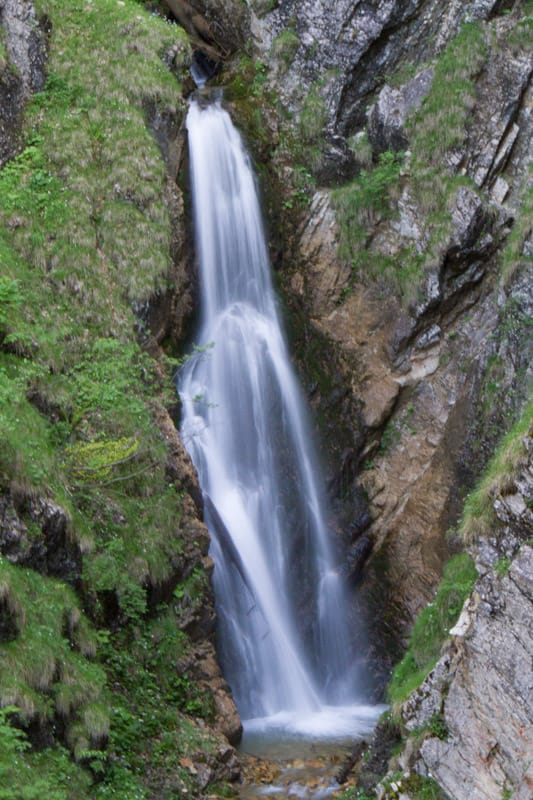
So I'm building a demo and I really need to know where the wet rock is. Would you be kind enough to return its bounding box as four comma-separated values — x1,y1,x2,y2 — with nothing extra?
346,535,373,583
0,492,82,586
357,713,402,794
164,0,250,54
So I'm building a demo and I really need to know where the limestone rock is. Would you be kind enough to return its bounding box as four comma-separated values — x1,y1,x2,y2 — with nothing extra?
368,69,434,154
399,450,533,800
464,28,533,189
297,190,351,314
252,0,500,158
164,0,250,54
0,0,47,164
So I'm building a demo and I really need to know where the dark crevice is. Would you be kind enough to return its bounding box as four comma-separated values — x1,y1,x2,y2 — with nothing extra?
334,2,437,136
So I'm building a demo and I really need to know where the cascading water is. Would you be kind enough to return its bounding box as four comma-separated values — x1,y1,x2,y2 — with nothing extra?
178,94,381,740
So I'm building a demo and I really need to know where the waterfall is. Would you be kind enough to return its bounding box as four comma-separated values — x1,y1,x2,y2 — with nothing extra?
178,95,377,735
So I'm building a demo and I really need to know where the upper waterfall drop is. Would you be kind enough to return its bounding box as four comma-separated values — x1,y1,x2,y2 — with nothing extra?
178,94,377,735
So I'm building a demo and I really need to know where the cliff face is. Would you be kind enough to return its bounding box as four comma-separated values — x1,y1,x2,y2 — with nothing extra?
1,0,532,798
169,4,532,797
386,433,533,800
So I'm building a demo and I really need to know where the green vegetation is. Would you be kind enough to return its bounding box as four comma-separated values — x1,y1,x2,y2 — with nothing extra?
298,81,328,171
407,23,487,169
0,705,91,800
500,165,533,287
333,150,415,295
271,28,300,70
333,22,489,304
388,553,478,707
0,559,106,754
460,397,533,542
0,1,226,797
400,774,449,800
508,2,533,49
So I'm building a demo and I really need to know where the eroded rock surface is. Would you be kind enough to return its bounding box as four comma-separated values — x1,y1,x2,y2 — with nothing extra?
248,0,503,175
164,0,250,54
278,8,533,663
390,442,533,800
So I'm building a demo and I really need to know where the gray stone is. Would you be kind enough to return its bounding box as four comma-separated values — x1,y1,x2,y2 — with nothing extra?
368,68,434,154
252,0,501,147
0,0,47,164
464,38,532,189
400,451,533,800
164,0,250,53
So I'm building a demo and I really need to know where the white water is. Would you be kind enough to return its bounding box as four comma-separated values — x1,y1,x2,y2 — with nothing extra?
178,95,379,736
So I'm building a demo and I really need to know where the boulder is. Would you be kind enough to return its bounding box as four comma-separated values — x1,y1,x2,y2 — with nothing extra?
0,0,47,164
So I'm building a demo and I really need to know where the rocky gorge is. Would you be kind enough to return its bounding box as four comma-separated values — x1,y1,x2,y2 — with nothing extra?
0,1,531,799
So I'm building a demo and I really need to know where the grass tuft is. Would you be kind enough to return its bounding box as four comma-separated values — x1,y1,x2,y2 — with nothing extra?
460,397,532,542
388,553,478,708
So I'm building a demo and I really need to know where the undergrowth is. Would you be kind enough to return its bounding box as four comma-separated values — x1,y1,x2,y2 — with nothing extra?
388,553,478,707
0,1,220,797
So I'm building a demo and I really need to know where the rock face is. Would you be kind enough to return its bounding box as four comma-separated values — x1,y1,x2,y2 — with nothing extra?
248,0,503,175
0,0,47,163
164,0,250,55
0,494,82,586
268,5,533,668
392,439,533,800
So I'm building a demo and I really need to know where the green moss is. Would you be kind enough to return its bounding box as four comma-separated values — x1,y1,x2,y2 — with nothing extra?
0,0,192,615
388,553,478,707
0,2,222,796
0,559,106,749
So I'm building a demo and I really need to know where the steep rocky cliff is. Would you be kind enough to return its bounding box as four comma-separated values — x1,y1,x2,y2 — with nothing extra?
159,1,531,797
374,423,533,800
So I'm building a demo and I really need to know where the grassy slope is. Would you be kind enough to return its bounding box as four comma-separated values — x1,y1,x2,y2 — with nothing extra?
0,2,225,798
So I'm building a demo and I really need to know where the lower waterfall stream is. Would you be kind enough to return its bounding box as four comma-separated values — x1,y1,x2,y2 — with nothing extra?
177,94,382,764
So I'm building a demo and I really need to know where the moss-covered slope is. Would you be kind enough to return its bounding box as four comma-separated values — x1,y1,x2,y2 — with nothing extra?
0,2,238,797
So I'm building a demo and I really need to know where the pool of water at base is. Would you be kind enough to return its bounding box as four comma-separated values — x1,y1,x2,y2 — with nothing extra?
236,704,386,800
